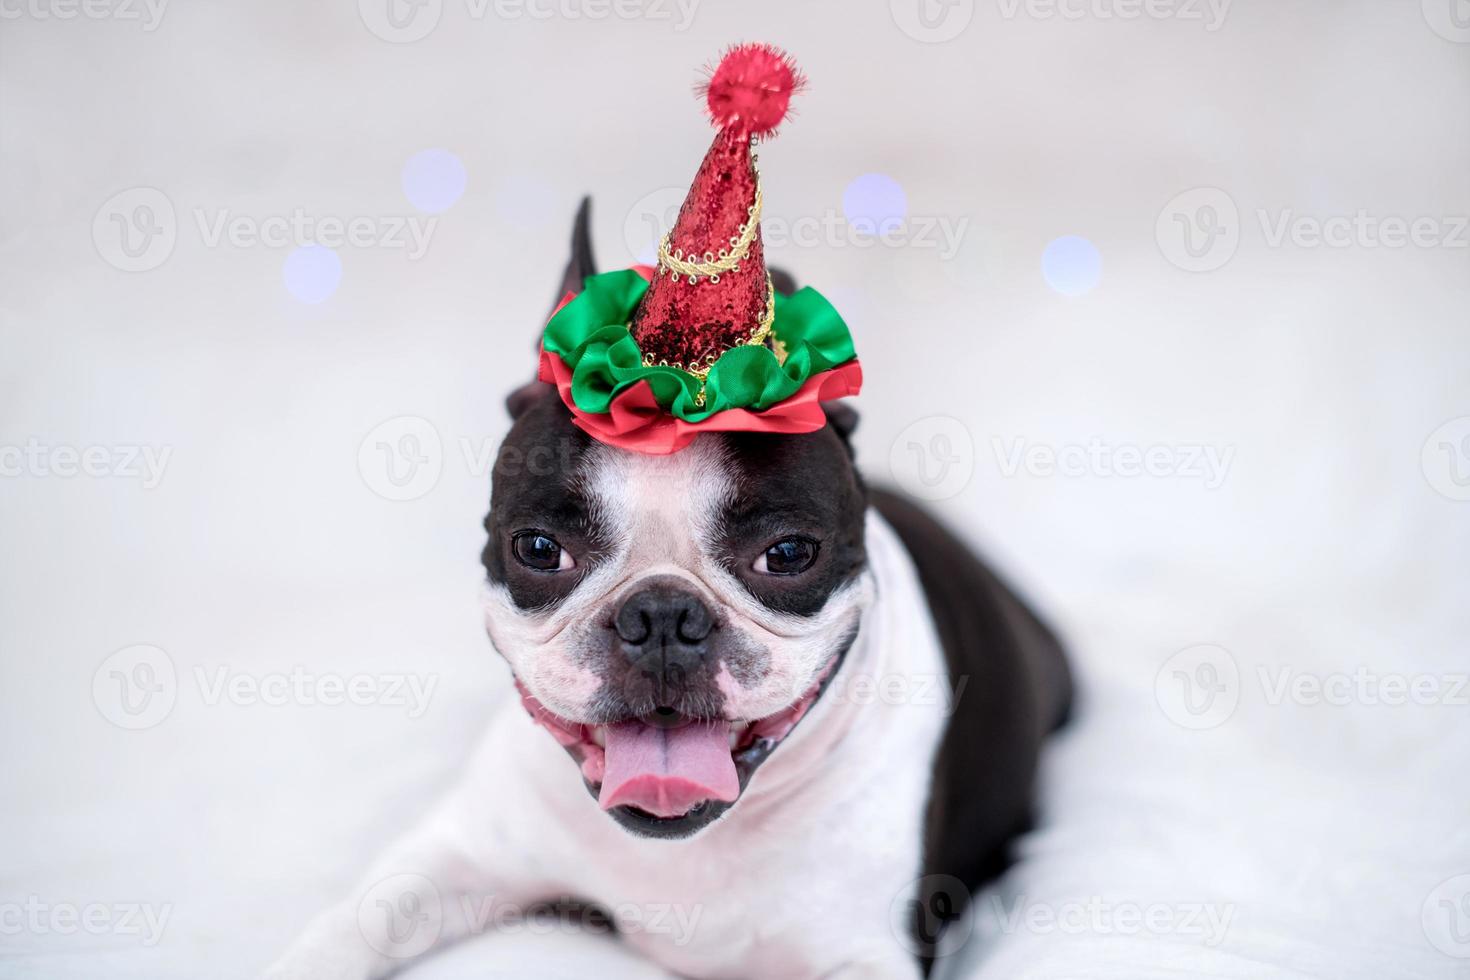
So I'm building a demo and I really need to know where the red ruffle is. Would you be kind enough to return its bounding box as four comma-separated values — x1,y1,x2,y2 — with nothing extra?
537,349,863,455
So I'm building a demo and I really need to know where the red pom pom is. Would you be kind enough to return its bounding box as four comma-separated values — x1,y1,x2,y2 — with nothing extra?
701,43,805,138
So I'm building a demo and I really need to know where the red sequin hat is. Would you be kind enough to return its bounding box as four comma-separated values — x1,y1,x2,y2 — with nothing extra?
629,43,803,374
536,44,861,455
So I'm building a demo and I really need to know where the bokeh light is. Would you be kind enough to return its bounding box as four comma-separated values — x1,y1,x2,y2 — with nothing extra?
1041,235,1101,296
842,173,908,236
282,244,342,304
401,148,467,214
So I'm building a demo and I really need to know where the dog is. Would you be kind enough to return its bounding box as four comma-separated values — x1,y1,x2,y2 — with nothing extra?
264,202,1072,979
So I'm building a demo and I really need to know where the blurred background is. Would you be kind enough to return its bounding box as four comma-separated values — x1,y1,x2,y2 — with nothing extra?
2,1,1468,977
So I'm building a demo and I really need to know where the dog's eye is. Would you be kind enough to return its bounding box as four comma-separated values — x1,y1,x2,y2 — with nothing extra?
754,537,819,576
512,532,575,572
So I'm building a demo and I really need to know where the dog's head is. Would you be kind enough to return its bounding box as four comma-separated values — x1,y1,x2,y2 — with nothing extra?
480,202,868,839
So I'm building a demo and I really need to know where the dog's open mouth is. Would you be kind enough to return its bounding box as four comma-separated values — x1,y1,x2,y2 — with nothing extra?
514,653,845,838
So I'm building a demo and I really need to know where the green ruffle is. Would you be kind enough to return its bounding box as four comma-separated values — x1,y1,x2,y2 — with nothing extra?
542,269,856,423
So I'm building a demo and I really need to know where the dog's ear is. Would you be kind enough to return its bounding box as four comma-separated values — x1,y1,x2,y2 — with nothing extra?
505,380,554,420
768,266,798,298
824,401,859,448
510,199,598,419
551,196,597,314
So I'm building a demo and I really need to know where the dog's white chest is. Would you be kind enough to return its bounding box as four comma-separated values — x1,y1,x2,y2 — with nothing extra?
511,513,950,977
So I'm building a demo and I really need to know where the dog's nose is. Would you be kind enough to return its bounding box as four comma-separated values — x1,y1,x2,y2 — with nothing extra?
614,585,714,656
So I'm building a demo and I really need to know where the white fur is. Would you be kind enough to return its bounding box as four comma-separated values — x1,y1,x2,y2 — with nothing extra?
263,511,948,979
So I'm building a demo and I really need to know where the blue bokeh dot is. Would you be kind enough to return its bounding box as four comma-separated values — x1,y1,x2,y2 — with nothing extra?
1041,236,1101,296
402,149,467,214
283,244,342,304
842,173,908,236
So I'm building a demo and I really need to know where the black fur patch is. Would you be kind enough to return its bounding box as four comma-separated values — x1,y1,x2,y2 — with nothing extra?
552,196,596,315
482,388,609,611
868,489,1072,972
714,426,868,616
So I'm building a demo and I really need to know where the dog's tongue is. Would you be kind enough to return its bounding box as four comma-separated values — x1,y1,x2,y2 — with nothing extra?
598,719,739,818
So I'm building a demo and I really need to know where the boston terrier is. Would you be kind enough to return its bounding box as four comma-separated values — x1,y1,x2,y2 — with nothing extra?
264,202,1073,979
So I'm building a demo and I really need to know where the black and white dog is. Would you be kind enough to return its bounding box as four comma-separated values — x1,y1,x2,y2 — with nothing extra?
266,204,1072,979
